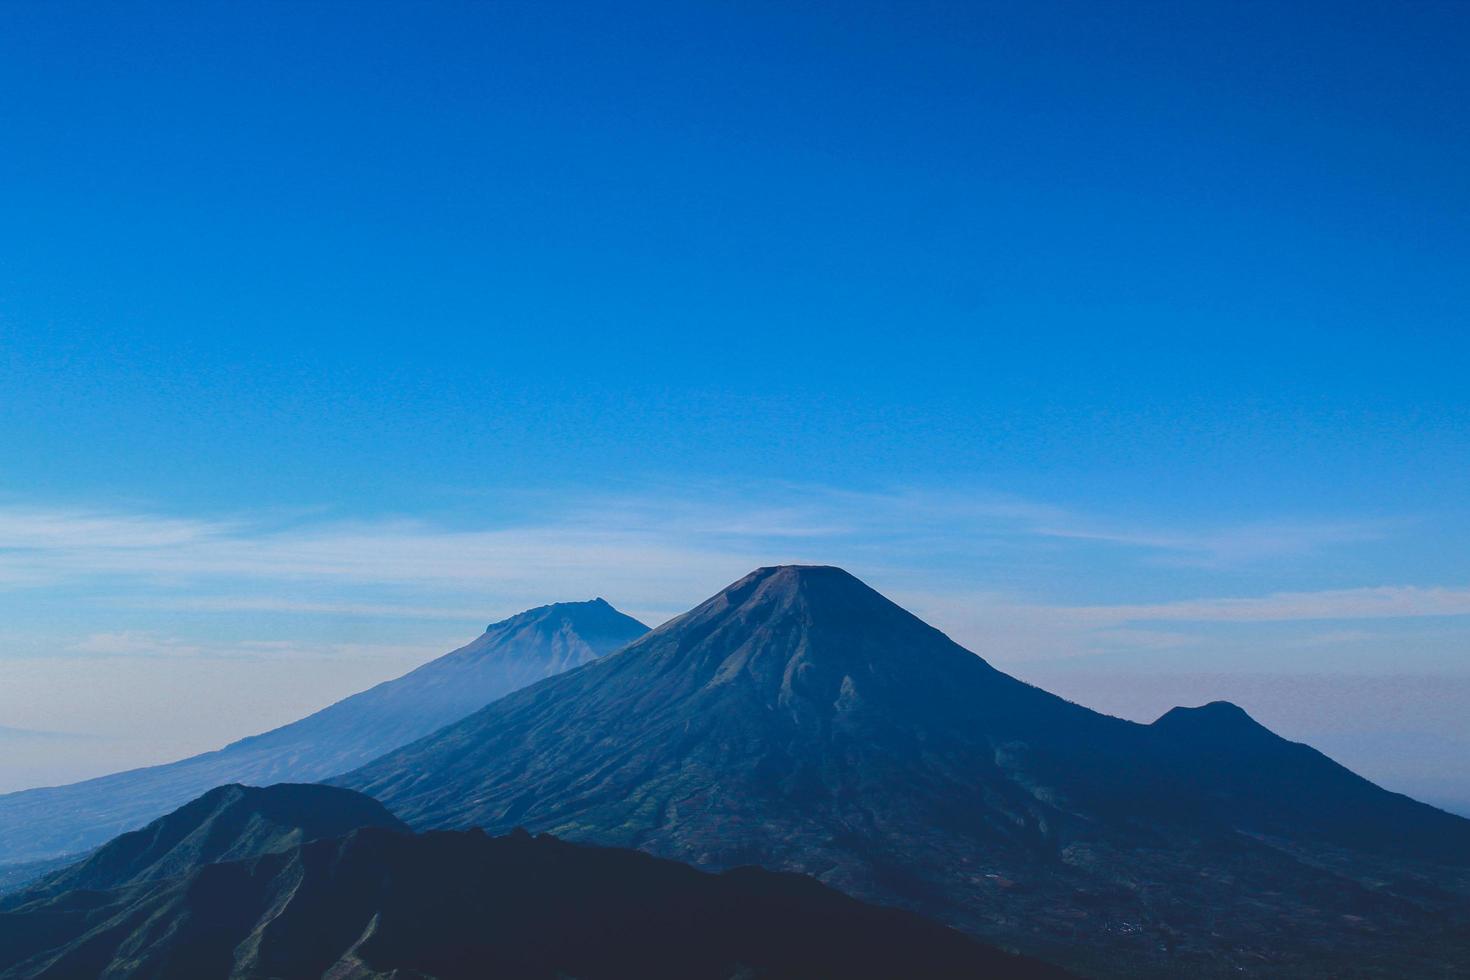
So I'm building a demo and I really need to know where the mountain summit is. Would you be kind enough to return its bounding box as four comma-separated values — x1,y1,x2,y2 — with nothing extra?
341,565,1470,978
0,599,648,866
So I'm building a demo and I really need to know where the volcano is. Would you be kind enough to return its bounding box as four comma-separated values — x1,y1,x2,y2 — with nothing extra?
340,566,1470,977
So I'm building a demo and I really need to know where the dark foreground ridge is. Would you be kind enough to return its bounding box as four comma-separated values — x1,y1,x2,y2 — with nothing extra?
7,783,406,902
339,564,1470,978
0,599,647,867
0,788,1069,980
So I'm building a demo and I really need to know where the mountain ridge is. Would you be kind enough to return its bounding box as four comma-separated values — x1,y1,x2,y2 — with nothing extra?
0,810,1071,979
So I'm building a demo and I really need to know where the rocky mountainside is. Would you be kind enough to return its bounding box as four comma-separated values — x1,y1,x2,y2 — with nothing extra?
339,565,1470,978
0,599,646,866
0,813,1069,978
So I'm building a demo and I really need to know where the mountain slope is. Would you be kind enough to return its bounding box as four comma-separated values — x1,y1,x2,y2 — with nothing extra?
0,824,1071,980
339,565,1470,978
7,783,406,902
0,599,647,865
0,859,73,899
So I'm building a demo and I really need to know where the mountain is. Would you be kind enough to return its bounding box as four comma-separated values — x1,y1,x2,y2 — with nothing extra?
7,783,405,902
339,565,1470,978
0,599,647,865
0,820,1070,979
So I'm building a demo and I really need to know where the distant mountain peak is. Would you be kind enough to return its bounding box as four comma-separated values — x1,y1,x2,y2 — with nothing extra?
489,597,643,633
1152,700,1274,740
0,598,647,867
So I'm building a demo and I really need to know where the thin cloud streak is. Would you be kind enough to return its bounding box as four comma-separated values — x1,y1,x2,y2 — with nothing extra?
0,495,1455,649
1070,585,1470,625
0,491,1391,590
1034,519,1393,565
129,596,498,621
64,631,450,664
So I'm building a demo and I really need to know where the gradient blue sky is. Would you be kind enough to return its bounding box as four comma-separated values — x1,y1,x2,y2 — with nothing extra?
1,2,1467,809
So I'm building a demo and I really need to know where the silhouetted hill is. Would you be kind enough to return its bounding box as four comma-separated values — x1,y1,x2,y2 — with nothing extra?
1148,699,1470,856
0,599,646,865
0,822,1070,979
8,784,405,902
339,565,1470,977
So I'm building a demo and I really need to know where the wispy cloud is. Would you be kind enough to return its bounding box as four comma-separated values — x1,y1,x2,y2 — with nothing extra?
65,630,447,664
129,596,497,620
1032,519,1393,566
1071,585,1470,625
0,487,1388,591
897,584,1470,668
69,631,203,657
0,506,229,549
0,725,94,741
0,490,1450,645
0,505,772,608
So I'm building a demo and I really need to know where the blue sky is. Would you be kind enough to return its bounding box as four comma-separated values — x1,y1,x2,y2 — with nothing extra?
1,2,1467,808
